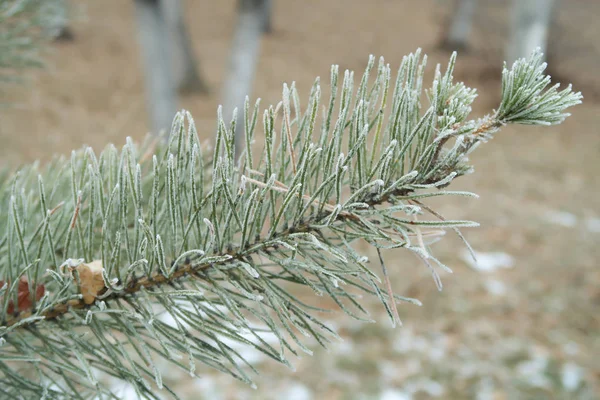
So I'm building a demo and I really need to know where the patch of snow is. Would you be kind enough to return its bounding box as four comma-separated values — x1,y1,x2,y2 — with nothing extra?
404,358,423,376
379,361,403,383
544,210,577,227
427,334,448,361
155,300,200,328
483,279,507,296
585,217,600,233
562,341,579,356
457,361,479,379
158,312,179,328
475,377,496,400
41,378,64,399
107,380,139,400
420,379,445,397
326,320,339,332
428,347,445,361
193,376,223,400
412,336,429,353
404,378,445,397
380,389,412,400
328,369,358,386
392,327,415,354
561,362,584,391
516,355,551,389
462,250,514,272
333,338,354,355
282,383,312,400
218,331,280,365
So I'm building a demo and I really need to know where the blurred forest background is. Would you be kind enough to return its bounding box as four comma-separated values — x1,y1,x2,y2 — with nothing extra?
1,0,599,399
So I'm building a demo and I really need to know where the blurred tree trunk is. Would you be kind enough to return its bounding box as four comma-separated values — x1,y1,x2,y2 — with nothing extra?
506,0,556,65
161,0,209,94
134,0,177,135
262,0,273,33
222,0,269,159
440,0,477,50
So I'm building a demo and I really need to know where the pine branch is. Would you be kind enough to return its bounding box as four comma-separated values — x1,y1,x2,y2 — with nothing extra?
0,0,68,88
0,49,581,398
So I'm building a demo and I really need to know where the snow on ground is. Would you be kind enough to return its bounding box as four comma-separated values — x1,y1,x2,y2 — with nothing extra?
461,250,514,272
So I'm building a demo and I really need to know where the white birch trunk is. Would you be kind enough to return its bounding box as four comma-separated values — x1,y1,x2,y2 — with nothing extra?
160,0,209,94
221,0,268,159
262,0,273,34
133,0,178,136
506,0,556,65
442,0,477,50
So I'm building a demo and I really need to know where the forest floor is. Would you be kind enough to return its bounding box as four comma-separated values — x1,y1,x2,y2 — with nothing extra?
1,0,599,399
